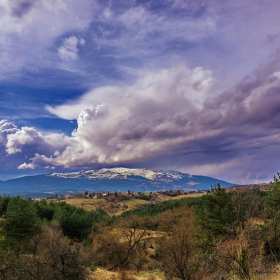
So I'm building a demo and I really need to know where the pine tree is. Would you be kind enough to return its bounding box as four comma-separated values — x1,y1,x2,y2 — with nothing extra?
3,197,41,251
195,184,234,240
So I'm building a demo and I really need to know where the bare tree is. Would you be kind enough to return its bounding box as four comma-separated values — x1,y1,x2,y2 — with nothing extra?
94,216,149,271
159,224,201,280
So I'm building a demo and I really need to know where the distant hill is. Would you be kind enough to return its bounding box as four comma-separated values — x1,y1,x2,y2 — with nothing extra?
0,167,234,198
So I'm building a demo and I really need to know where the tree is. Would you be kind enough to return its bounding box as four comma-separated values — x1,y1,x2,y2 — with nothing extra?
213,190,267,279
54,204,97,241
35,199,55,221
194,185,239,276
214,227,253,280
0,196,10,216
0,222,88,280
263,173,280,261
2,197,41,251
195,184,235,242
231,190,264,232
94,216,149,271
160,224,201,280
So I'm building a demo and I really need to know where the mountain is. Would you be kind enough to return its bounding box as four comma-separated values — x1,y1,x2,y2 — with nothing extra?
0,167,234,198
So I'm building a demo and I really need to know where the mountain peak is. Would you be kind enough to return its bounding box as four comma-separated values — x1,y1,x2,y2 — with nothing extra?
0,167,234,198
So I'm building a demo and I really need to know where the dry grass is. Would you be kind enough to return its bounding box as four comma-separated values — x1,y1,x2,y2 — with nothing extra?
170,193,204,199
58,197,150,216
264,264,280,280
112,199,150,216
52,192,203,215
155,192,203,201
65,198,107,211
88,268,164,280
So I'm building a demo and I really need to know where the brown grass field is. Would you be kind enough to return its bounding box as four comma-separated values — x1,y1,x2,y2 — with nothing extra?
58,192,203,216
63,197,151,215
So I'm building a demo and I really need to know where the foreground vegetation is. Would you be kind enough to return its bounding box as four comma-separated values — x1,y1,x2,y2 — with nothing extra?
0,174,280,279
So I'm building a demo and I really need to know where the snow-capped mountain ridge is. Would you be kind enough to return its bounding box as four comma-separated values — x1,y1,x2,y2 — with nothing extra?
0,167,234,198
49,168,191,181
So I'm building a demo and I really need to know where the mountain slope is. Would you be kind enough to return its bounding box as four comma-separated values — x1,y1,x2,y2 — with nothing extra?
0,167,234,198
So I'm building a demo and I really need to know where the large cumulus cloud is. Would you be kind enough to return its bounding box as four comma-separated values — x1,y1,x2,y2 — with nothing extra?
0,120,69,170
2,62,276,183
6,126,69,157
45,65,213,166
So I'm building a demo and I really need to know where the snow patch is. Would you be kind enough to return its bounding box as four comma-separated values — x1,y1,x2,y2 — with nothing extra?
49,167,161,180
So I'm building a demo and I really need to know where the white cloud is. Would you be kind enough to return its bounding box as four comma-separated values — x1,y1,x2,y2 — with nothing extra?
94,5,216,61
18,153,54,170
79,38,85,45
3,124,69,158
0,0,95,76
58,36,85,61
39,65,215,167
47,65,213,119
0,120,18,144
18,162,35,170
0,120,71,171
272,71,280,79
167,0,206,11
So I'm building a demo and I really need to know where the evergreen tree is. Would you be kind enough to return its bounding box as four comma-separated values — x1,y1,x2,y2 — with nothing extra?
195,184,235,247
3,197,41,251
0,196,10,216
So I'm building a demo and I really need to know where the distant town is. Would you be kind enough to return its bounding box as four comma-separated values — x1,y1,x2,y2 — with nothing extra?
31,182,272,202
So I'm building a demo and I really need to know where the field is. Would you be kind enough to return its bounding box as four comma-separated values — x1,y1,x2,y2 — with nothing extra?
58,192,203,215
63,197,151,215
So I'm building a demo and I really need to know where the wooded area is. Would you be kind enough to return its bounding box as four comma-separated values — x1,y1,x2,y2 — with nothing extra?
0,174,280,279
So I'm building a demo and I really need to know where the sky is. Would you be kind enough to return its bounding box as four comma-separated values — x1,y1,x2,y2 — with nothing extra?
0,0,280,184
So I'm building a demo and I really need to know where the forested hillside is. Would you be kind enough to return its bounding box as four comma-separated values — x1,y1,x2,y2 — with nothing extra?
0,174,280,279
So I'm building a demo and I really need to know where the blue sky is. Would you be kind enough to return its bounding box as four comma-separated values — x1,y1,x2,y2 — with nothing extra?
0,0,280,183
